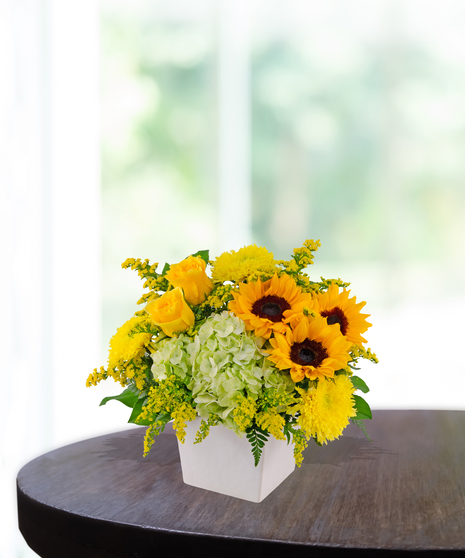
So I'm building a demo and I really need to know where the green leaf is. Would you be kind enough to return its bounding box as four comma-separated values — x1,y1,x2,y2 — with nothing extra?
128,398,151,425
283,416,300,446
350,375,370,394
191,250,209,265
284,428,292,444
353,394,372,420
155,412,171,426
162,262,170,275
246,426,269,467
351,419,372,442
100,388,138,409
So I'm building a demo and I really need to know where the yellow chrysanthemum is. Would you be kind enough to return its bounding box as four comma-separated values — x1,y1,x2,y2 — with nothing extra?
295,375,356,444
211,244,276,283
268,315,352,382
229,273,314,338
308,283,372,345
108,316,152,371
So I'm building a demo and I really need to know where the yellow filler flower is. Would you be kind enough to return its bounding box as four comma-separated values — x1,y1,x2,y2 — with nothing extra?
145,287,195,337
310,283,372,345
296,374,357,444
268,315,352,382
229,273,314,338
166,255,213,306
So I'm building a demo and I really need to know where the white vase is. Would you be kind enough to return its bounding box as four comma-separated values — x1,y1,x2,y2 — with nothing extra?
177,417,296,503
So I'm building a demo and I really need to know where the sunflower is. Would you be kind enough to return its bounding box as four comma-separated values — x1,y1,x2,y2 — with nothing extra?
211,244,276,284
309,283,372,345
295,375,356,444
267,315,352,382
229,273,313,338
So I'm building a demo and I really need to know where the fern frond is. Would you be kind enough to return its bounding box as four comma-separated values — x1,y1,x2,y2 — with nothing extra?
351,419,372,442
246,425,270,467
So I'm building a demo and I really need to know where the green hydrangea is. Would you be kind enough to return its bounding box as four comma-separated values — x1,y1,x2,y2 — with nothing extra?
187,312,293,433
149,312,294,434
150,334,192,381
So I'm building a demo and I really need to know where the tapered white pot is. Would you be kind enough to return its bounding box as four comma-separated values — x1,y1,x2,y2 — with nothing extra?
177,417,295,503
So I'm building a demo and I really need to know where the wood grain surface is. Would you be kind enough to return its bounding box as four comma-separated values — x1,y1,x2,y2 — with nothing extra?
17,410,465,557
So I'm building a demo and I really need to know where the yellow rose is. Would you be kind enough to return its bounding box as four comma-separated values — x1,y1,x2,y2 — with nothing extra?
145,288,195,337
165,255,213,306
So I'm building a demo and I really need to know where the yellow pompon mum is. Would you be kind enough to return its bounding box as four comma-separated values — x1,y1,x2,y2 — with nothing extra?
268,315,352,382
108,316,152,372
211,244,276,284
229,273,314,339
295,375,357,445
308,283,372,345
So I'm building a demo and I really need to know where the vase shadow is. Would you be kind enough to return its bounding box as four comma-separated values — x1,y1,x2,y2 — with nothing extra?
94,429,396,469
301,434,397,467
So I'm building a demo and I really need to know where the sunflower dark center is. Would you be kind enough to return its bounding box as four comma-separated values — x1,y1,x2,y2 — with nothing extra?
321,306,348,335
298,347,315,364
252,295,291,323
261,302,281,316
290,339,328,367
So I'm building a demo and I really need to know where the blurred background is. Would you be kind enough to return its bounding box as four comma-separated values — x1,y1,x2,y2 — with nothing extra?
2,0,465,555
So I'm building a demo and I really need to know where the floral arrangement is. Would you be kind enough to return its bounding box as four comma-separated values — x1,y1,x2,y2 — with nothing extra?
87,240,378,466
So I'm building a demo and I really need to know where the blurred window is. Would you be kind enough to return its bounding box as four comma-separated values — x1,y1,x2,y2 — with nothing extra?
101,0,465,415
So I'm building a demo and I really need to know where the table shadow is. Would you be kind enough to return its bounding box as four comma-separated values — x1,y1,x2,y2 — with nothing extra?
93,430,179,465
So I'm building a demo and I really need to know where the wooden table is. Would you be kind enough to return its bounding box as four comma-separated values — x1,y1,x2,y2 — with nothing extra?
17,410,465,557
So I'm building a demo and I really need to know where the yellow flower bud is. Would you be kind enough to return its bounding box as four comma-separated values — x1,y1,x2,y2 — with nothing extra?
165,255,213,306
145,288,195,337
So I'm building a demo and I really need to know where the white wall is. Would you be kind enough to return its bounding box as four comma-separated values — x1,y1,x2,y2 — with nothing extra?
0,1,101,556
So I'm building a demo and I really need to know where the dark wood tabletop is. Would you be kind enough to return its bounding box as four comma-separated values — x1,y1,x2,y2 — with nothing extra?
17,410,465,557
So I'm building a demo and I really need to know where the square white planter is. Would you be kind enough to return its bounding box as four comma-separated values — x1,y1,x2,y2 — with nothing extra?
177,417,295,503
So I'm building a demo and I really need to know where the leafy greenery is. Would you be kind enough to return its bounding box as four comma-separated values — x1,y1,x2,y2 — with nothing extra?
353,394,372,420
246,425,270,467
100,388,139,408
350,375,370,393
128,398,151,425
282,415,298,444
191,249,209,264
351,418,372,442
295,378,318,390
